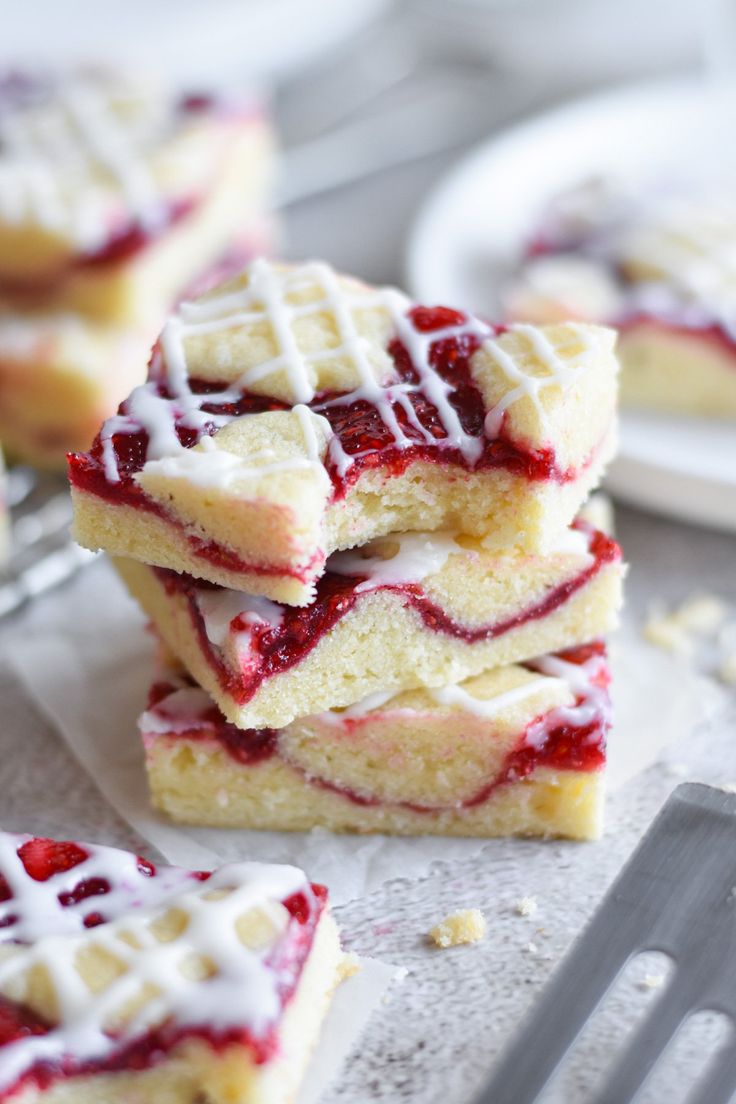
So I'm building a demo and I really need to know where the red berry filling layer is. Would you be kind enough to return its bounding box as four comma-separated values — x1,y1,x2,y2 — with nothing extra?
0,835,327,1098
157,522,619,708
144,641,610,813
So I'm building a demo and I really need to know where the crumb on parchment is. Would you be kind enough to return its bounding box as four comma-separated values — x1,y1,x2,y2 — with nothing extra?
515,896,538,918
429,909,486,949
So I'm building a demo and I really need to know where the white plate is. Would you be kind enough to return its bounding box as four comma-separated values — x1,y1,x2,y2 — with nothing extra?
1,0,389,85
406,77,736,532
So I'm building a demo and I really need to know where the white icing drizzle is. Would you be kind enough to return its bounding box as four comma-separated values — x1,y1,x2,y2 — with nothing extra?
140,685,213,735
0,833,312,1090
96,259,498,487
483,321,603,439
328,531,463,592
550,524,594,557
314,677,558,727
314,646,608,736
0,75,164,249
425,676,560,718
196,589,284,647
524,649,611,748
315,690,406,726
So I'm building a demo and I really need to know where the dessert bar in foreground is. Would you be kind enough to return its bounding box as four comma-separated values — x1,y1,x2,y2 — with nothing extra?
0,71,273,326
0,833,343,1103
115,520,623,729
70,259,619,602
141,642,611,840
506,182,736,417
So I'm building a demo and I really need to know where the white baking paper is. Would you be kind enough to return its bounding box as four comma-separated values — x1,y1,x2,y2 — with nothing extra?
8,557,726,904
298,957,401,1104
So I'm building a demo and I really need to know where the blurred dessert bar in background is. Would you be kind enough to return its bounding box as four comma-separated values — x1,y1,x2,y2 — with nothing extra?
505,179,736,418
0,70,275,466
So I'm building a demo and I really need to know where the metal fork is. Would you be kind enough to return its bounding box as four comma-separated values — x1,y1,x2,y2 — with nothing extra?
0,468,96,619
474,783,736,1104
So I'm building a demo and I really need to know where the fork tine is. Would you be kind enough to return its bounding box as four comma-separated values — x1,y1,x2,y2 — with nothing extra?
685,1033,736,1104
592,977,693,1104
470,918,639,1104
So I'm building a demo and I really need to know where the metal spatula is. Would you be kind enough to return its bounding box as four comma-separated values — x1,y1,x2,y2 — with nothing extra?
474,783,736,1104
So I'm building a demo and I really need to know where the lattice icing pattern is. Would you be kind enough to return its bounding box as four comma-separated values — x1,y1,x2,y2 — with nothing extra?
0,833,325,1094
70,259,619,597
100,258,609,482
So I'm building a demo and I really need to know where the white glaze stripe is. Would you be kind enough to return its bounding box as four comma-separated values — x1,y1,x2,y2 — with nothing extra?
426,676,560,718
483,322,600,439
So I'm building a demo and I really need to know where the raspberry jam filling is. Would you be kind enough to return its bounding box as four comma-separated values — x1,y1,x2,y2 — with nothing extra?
146,642,609,813
0,835,327,1097
68,303,585,544
158,522,619,707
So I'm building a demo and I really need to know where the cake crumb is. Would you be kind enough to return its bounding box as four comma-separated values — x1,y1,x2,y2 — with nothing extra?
672,594,729,635
525,942,539,955
644,593,730,656
429,909,486,949
638,973,665,992
515,896,538,918
643,612,693,656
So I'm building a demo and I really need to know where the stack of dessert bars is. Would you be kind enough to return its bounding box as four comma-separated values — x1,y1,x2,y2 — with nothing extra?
0,69,273,468
69,258,625,841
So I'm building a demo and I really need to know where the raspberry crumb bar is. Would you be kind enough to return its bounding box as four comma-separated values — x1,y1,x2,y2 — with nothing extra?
69,258,618,603
506,181,736,417
115,520,623,729
0,71,274,468
0,72,273,325
0,833,343,1103
140,642,611,840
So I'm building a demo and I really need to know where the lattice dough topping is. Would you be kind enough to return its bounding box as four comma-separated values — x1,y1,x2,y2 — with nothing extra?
0,833,315,1090
99,258,607,490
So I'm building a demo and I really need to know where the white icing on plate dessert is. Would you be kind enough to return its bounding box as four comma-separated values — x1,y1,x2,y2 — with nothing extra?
406,77,736,533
